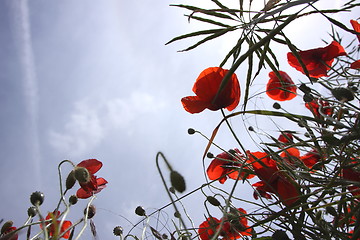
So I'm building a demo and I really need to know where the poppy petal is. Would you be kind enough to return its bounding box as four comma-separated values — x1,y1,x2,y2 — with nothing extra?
181,96,209,114
77,159,102,174
350,60,360,69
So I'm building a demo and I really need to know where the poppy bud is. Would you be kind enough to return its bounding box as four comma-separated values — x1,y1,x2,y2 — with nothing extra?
162,233,168,239
113,226,123,236
30,191,44,206
273,102,281,109
331,87,354,102
135,206,146,216
299,83,312,94
170,171,186,193
27,207,37,217
66,170,76,190
85,205,96,219
206,196,221,206
272,230,290,240
187,128,195,135
69,195,78,205
169,187,176,194
248,126,254,131
1,221,13,234
174,211,181,218
74,167,91,183
303,93,314,103
207,152,214,158
326,206,337,216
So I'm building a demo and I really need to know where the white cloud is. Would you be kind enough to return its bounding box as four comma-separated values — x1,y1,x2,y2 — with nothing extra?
49,91,166,157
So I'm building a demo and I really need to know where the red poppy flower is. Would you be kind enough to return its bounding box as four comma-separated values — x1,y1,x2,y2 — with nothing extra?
198,209,252,240
198,217,222,240
252,180,273,200
44,211,72,239
207,149,254,184
350,19,360,43
266,71,297,101
181,67,240,113
77,177,108,199
342,164,360,199
248,151,299,206
278,131,293,144
300,149,321,168
222,208,252,239
287,41,347,78
280,147,300,165
75,159,108,199
305,99,332,118
1,226,18,240
350,59,360,69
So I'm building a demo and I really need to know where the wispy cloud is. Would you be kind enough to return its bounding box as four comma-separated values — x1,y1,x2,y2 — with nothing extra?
8,0,41,187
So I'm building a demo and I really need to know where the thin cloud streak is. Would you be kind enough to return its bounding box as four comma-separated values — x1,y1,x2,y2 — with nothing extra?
8,0,41,187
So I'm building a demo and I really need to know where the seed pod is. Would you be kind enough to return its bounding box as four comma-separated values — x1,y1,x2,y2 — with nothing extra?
273,102,281,109
66,170,76,189
74,167,90,183
69,195,78,205
30,191,44,206
27,207,37,217
135,206,146,216
331,87,354,102
206,196,220,206
187,128,195,135
85,205,96,219
170,171,186,193
113,226,123,236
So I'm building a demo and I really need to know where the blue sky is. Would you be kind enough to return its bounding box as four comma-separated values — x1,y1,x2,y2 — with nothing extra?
0,0,358,239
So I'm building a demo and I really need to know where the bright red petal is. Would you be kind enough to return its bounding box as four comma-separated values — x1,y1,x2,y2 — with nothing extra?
198,217,221,240
323,41,347,61
206,158,228,184
76,187,93,199
266,71,296,101
276,176,299,206
61,221,72,239
350,60,360,69
181,96,209,114
77,159,102,174
350,19,360,42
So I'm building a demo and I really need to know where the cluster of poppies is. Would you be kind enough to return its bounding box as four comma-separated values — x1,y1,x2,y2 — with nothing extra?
198,208,252,240
182,19,360,240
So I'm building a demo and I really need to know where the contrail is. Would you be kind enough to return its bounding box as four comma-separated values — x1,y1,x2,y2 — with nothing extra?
7,0,41,188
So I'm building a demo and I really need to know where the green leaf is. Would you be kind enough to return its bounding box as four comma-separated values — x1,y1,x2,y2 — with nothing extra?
170,4,236,20
179,27,236,52
165,28,225,45
186,14,231,28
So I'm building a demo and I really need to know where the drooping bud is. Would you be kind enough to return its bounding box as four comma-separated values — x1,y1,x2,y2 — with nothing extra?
113,226,123,236
85,205,96,219
66,170,76,190
30,191,44,206
325,206,337,216
331,87,354,102
74,167,91,183
299,83,312,94
69,195,78,205
187,128,195,135
169,187,176,194
272,230,290,240
135,206,146,216
27,207,37,217
174,211,181,218
206,196,221,206
170,171,186,193
206,152,214,159
273,102,281,109
1,221,13,234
